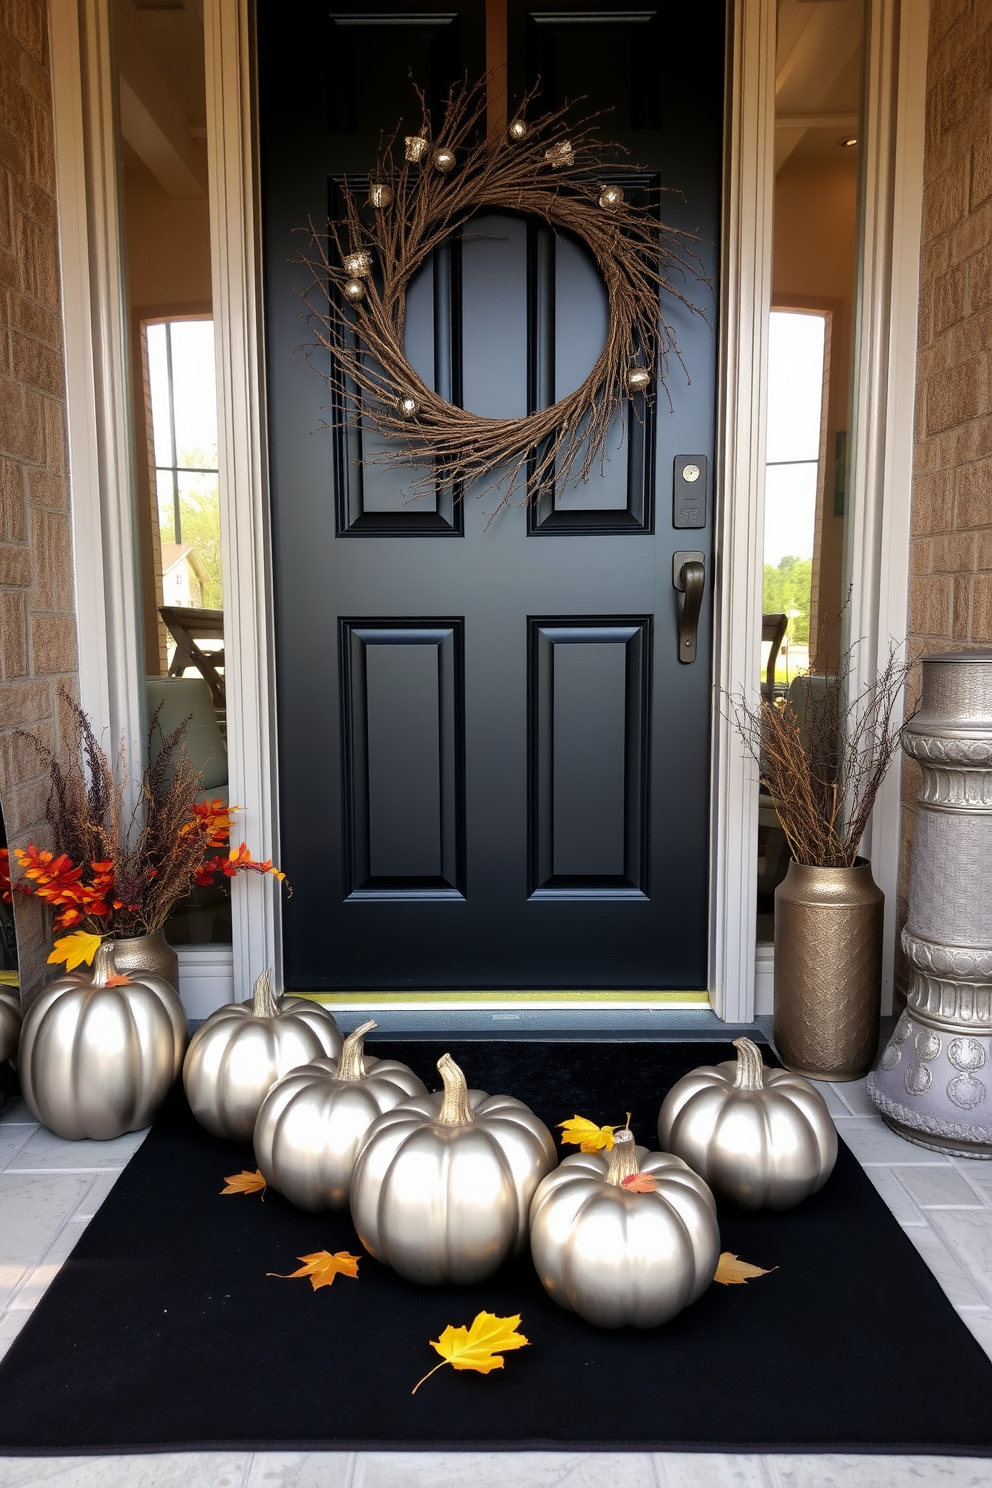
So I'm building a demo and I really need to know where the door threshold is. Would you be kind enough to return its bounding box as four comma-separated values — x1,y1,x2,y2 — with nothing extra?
296,990,711,1011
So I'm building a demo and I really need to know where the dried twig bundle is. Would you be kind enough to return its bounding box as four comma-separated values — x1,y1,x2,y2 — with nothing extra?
729,644,913,868
298,77,707,508
14,688,282,949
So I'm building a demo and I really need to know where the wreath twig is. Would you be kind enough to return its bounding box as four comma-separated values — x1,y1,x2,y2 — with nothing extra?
299,77,708,506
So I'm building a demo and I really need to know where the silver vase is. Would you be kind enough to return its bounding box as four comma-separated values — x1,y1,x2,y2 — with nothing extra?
869,651,992,1157
109,930,181,996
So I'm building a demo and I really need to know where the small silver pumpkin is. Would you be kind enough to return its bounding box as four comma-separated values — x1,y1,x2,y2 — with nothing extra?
658,1036,838,1210
350,1052,557,1285
254,1018,426,1210
0,986,21,1064
19,941,187,1140
183,969,342,1142
529,1127,720,1329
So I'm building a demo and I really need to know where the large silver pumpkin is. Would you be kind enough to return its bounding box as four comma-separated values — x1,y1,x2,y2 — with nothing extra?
658,1036,838,1210
530,1127,720,1329
350,1052,556,1285
254,1018,426,1210
19,941,187,1139
0,987,21,1064
183,970,342,1142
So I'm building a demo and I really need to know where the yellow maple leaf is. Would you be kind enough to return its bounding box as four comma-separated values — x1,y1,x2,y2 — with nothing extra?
558,1115,616,1152
412,1311,529,1395
714,1251,776,1285
267,1250,360,1291
48,931,103,971
220,1168,267,1199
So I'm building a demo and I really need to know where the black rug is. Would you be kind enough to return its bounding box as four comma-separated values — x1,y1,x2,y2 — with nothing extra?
1,1038,991,1457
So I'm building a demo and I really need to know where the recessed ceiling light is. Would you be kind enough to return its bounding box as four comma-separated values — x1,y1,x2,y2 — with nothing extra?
838,136,858,148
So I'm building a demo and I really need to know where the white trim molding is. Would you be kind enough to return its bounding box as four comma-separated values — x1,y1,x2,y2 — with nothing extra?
845,0,928,1012
203,0,281,1001
50,0,144,758
709,0,777,1023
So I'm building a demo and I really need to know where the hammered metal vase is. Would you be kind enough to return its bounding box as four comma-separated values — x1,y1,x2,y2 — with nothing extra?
869,651,992,1157
774,859,883,1081
109,930,180,994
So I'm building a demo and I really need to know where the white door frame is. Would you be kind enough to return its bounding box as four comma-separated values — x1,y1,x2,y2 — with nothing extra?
50,0,926,1021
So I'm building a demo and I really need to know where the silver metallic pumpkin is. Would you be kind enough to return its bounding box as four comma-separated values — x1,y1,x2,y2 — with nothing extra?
253,1018,426,1210
19,941,188,1140
529,1127,720,1329
183,970,342,1142
0,987,21,1064
658,1037,838,1210
350,1052,557,1285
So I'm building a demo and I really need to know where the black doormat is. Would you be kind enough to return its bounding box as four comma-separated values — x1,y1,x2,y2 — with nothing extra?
2,1038,991,1457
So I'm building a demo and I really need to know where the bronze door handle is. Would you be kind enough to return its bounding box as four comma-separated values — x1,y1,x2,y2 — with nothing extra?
673,554,705,664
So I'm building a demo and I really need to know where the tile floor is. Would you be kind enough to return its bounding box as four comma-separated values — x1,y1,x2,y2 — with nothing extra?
1,1078,992,1488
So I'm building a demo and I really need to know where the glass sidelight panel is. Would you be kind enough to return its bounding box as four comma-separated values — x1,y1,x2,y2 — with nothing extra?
758,0,866,940
111,0,229,947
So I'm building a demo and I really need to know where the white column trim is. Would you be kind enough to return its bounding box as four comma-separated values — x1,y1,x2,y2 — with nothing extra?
845,0,928,1012
709,0,777,1022
50,0,144,759
203,0,280,999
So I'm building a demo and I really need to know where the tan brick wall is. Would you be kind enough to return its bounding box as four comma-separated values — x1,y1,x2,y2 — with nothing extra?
901,0,992,990
0,0,79,1004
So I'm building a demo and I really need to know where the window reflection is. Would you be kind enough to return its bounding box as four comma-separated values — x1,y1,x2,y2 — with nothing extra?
759,0,864,939
115,0,229,946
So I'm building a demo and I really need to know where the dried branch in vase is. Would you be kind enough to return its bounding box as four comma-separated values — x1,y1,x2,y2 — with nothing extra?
12,688,286,968
297,76,709,511
728,644,914,869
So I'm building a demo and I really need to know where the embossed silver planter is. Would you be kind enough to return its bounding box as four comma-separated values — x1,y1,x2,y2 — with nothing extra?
869,651,992,1157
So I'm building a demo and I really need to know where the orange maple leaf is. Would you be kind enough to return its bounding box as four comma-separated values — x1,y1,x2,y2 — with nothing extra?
714,1251,776,1285
621,1172,659,1193
220,1168,267,1199
104,972,132,987
268,1250,360,1291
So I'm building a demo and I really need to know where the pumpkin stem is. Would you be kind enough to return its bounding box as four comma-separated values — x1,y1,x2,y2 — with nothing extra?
605,1128,639,1186
251,968,279,1019
90,940,116,987
733,1037,766,1091
336,1019,377,1081
435,1053,475,1126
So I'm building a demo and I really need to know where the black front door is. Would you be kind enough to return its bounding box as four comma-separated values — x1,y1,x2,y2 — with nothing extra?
258,0,724,992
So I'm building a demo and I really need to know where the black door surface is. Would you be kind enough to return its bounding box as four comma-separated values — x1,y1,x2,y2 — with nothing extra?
258,0,724,991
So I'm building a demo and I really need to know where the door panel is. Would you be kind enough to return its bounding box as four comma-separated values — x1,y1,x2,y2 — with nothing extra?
258,0,724,991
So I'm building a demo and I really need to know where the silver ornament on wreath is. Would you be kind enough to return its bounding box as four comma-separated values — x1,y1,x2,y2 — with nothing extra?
342,249,372,278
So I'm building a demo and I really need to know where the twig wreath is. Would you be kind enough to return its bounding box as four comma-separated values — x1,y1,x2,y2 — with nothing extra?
300,78,706,504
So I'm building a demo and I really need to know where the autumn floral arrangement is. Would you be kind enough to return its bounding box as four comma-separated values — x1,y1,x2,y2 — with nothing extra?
8,691,284,970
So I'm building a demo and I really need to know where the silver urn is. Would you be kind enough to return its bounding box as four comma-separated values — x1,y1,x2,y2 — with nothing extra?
869,651,992,1156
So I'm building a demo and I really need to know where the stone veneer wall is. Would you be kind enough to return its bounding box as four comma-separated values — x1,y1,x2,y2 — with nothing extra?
900,0,992,990
0,0,78,1004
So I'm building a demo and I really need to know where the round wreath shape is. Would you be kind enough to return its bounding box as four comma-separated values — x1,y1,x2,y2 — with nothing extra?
302,79,705,503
